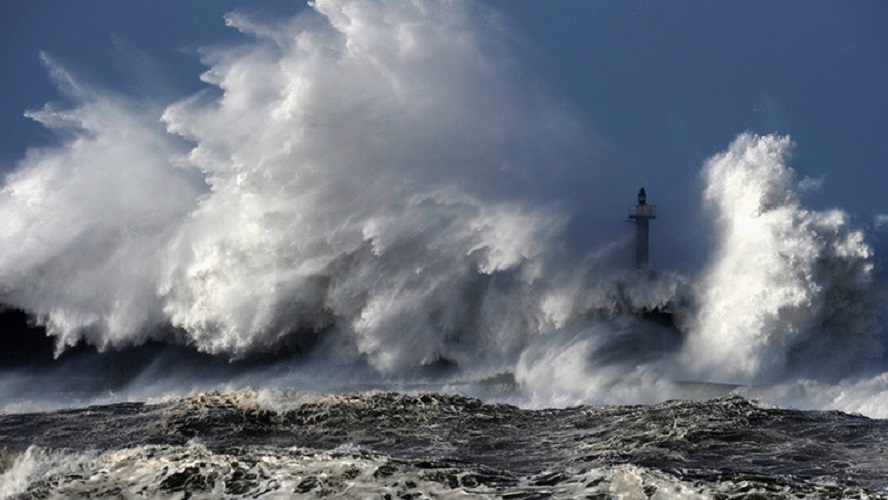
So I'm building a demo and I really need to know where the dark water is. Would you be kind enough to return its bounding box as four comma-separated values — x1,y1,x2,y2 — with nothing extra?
2,392,887,498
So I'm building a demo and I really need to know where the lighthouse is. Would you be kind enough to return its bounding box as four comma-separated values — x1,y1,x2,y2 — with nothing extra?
628,187,656,269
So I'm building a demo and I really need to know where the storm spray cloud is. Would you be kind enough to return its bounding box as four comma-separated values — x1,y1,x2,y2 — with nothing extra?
0,54,200,353
1,1,887,416
509,133,885,408
684,133,881,384
0,0,594,372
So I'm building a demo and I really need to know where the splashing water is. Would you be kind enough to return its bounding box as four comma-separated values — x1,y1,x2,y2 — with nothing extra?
0,0,885,416
684,133,881,384
1,1,583,373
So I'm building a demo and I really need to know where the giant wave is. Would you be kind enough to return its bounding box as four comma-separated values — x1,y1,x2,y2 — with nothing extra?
0,0,885,419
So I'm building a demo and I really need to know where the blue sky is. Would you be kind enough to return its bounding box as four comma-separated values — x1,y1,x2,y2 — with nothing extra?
2,1,887,268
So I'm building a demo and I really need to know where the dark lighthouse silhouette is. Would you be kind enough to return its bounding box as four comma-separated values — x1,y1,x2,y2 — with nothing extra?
628,187,656,268
624,187,677,328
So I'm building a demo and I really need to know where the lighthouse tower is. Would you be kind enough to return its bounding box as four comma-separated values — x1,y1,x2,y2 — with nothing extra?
628,187,656,268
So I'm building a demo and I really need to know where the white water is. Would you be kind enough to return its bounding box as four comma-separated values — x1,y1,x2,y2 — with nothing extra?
685,133,881,384
0,0,885,416
0,443,714,499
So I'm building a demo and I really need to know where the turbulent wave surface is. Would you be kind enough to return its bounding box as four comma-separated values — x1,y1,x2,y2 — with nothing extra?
2,392,888,498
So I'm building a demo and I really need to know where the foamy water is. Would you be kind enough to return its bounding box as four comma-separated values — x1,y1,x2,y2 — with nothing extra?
3,392,887,498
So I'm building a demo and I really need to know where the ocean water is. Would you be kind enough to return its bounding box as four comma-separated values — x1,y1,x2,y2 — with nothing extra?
3,392,888,498
1,1,887,497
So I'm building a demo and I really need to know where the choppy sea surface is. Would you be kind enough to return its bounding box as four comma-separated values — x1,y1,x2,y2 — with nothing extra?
2,2,888,498
2,391,887,499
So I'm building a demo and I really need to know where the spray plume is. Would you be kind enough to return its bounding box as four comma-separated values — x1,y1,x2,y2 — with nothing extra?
684,133,881,383
0,0,592,372
0,1,885,414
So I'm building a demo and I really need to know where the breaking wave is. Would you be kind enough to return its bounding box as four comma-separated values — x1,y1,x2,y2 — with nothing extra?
0,0,885,415
685,133,882,384
1,0,587,372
